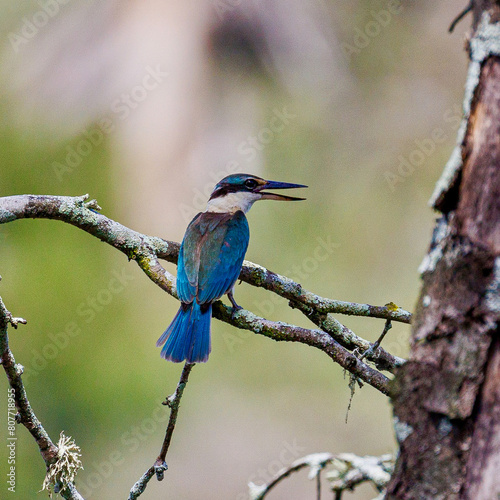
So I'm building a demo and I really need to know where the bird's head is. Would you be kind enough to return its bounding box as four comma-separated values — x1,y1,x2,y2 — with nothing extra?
206,173,307,213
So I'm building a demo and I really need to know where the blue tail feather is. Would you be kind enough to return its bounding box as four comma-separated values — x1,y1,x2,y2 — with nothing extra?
157,303,212,363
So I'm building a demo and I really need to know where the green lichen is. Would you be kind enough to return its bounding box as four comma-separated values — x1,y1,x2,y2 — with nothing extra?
385,302,399,312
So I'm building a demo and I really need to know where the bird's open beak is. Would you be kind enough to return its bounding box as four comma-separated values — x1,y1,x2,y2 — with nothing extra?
258,180,307,201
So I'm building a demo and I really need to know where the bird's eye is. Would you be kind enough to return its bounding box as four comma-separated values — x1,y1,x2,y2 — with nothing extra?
244,179,258,189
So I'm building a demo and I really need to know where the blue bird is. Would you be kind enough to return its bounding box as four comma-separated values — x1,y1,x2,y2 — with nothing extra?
157,173,307,363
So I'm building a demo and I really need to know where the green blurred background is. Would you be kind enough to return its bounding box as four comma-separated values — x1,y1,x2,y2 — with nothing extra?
0,0,468,498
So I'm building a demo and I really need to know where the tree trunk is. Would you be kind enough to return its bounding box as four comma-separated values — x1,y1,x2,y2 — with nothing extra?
387,3,500,499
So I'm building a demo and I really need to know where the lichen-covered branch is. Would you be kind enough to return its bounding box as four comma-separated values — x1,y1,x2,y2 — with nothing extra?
248,452,394,500
0,194,176,293
0,290,84,500
127,467,155,500
0,194,411,322
327,453,394,497
0,195,408,382
128,362,195,500
291,301,405,373
249,453,333,500
238,264,411,323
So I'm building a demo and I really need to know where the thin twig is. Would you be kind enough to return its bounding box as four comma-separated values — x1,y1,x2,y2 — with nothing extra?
344,319,394,421
251,459,315,499
448,2,472,33
128,362,195,500
157,362,195,466
370,320,392,355
0,292,84,500
356,319,393,364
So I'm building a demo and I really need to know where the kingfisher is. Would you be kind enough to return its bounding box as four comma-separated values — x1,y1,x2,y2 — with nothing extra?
157,173,307,363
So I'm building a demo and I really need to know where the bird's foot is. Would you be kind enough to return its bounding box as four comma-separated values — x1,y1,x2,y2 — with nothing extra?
230,304,243,319
227,291,242,312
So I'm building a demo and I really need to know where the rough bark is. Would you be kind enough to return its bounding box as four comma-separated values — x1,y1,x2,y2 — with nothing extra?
387,4,500,499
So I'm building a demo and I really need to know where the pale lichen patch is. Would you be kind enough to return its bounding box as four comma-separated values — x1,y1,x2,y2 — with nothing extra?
394,416,414,443
485,257,500,314
0,208,16,222
419,217,450,274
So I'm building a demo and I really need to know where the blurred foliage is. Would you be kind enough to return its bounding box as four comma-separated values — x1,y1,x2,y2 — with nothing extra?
0,1,468,499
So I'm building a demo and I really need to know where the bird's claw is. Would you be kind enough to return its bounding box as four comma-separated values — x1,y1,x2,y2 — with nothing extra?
230,305,243,318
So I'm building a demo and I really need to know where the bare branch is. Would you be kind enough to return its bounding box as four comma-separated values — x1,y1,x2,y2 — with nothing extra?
0,292,84,500
128,362,195,500
157,362,195,463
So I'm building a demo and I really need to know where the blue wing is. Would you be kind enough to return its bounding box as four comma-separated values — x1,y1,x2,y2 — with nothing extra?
176,226,197,303
176,211,249,305
197,211,249,303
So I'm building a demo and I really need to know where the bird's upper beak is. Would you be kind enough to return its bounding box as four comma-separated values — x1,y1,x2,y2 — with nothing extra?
258,180,307,201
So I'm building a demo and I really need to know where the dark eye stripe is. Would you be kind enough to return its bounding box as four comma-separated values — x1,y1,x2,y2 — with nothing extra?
209,179,258,200
209,184,239,200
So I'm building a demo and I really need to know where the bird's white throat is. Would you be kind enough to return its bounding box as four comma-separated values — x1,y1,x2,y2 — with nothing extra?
205,191,261,214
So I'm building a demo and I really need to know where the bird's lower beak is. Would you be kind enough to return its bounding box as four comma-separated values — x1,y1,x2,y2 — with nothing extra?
259,180,307,201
